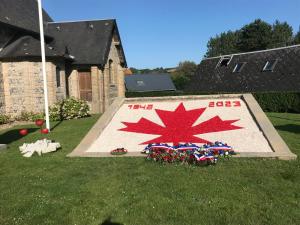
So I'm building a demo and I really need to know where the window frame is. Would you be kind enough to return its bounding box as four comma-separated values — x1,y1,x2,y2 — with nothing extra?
216,55,233,68
232,62,246,73
136,80,145,86
262,59,278,72
56,66,61,88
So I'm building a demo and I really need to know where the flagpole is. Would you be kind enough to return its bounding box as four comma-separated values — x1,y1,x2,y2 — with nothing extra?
37,0,50,131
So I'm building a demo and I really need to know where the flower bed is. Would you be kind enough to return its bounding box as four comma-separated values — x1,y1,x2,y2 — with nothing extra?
143,142,235,165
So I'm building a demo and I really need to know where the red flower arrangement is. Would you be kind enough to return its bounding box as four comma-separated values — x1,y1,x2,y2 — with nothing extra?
19,119,48,137
110,148,128,155
35,119,44,127
144,142,235,166
19,129,29,136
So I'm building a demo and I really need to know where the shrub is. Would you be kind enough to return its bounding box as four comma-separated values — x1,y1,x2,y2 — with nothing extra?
0,114,11,125
15,111,45,122
253,92,300,113
50,98,90,121
171,75,190,90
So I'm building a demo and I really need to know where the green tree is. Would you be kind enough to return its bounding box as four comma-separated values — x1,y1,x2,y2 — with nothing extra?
130,67,139,74
171,75,190,90
129,67,168,74
174,61,197,77
171,61,197,90
204,19,297,58
205,31,240,57
238,19,273,52
294,28,300,44
270,20,293,48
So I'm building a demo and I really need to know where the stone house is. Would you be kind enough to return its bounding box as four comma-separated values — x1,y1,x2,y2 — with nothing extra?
0,0,127,116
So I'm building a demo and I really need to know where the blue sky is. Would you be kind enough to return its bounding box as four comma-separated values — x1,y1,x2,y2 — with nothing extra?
43,0,300,69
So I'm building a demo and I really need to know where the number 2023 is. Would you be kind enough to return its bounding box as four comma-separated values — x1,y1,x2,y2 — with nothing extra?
209,101,241,107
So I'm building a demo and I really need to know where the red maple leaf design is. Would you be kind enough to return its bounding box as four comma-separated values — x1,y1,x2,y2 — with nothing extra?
119,103,242,145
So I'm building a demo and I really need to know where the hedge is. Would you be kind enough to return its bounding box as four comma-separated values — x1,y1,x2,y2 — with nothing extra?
126,91,300,113
253,92,300,113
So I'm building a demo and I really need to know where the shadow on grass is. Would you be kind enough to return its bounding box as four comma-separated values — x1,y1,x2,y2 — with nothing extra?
0,128,39,144
99,217,123,225
275,124,300,134
269,115,300,122
50,120,63,131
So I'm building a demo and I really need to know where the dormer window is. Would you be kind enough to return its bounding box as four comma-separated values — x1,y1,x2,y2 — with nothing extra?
263,60,278,72
136,80,145,86
233,62,246,73
217,55,233,67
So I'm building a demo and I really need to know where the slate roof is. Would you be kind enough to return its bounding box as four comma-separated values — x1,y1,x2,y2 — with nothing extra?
0,35,69,60
185,45,300,93
0,0,53,36
0,1,127,66
125,74,176,92
46,20,127,66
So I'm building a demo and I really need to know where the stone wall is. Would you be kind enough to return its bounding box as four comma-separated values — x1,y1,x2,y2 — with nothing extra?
67,37,126,114
0,62,5,114
0,60,66,116
68,69,80,99
56,61,67,101
104,39,125,107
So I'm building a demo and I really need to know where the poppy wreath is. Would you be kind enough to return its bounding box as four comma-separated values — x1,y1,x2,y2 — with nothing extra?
110,148,128,155
143,142,236,165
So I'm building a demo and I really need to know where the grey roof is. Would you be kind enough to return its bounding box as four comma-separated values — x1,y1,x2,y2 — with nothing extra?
46,20,127,66
125,74,176,92
0,35,69,59
0,1,127,65
185,45,300,93
0,0,53,36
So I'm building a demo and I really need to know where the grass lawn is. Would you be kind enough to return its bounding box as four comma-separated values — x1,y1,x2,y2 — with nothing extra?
0,113,299,225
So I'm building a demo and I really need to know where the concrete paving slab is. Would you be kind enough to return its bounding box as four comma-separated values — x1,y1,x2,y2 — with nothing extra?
0,144,7,151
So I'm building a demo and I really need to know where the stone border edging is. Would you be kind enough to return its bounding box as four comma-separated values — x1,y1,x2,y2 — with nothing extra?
0,144,7,151
242,94,297,160
0,121,34,131
68,97,125,157
69,94,297,160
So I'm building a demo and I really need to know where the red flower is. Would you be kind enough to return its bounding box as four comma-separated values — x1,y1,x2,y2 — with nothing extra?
41,128,49,134
19,129,28,136
35,119,44,127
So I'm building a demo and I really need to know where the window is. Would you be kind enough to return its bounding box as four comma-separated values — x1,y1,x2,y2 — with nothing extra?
233,62,246,73
217,55,233,67
109,60,113,84
263,60,278,72
56,66,61,87
136,80,145,86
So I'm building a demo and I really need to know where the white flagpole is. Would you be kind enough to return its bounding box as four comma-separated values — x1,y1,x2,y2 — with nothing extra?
37,0,50,131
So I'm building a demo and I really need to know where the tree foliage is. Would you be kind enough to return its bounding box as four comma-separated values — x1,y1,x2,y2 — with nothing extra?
294,29,300,44
129,67,168,74
238,19,273,52
173,61,197,78
205,31,240,57
270,20,293,48
171,61,197,90
205,19,298,57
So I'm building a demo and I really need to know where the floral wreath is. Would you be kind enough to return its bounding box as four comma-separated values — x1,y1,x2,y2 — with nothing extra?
110,148,128,155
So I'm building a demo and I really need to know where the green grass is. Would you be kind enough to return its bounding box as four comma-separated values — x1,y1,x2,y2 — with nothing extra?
0,113,299,225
